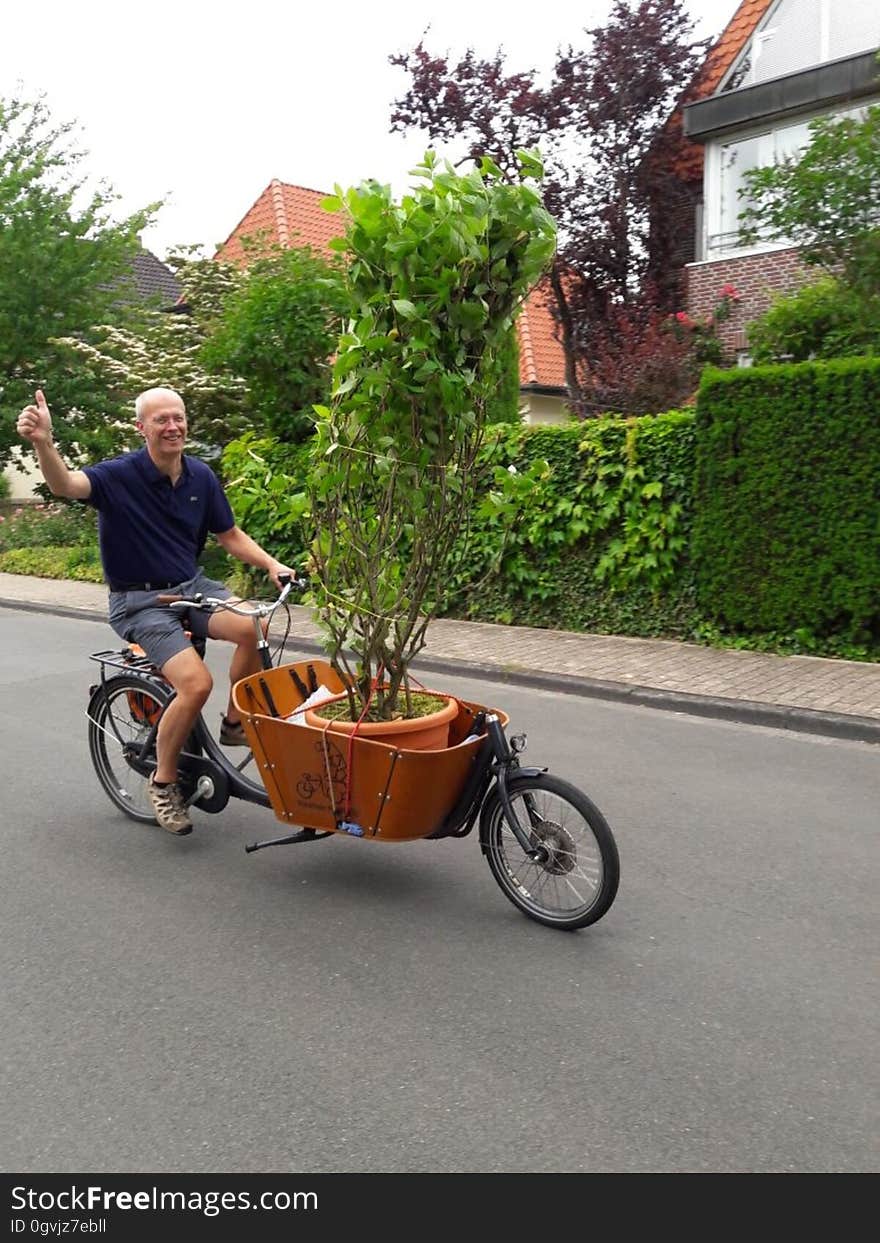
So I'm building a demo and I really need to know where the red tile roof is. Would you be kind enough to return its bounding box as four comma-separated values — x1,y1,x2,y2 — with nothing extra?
517,278,566,390
694,0,774,98
663,0,775,182
216,179,567,394
215,180,345,263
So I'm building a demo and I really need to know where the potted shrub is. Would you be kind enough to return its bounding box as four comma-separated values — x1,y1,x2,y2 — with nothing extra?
305,151,556,743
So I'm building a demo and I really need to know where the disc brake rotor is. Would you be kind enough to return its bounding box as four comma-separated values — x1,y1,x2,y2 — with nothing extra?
529,818,577,874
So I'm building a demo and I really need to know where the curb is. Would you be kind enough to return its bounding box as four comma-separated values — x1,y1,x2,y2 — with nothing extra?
3,594,879,746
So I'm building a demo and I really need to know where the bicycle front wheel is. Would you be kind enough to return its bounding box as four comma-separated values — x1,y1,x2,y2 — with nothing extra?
480,773,620,931
87,674,170,823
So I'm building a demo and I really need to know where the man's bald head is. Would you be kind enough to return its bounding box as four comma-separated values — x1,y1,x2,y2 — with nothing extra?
135,387,185,421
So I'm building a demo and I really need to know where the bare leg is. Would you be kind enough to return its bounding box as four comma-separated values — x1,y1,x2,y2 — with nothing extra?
207,606,269,723
155,646,213,783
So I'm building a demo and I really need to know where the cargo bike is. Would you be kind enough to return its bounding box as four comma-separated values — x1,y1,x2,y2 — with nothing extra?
86,574,620,931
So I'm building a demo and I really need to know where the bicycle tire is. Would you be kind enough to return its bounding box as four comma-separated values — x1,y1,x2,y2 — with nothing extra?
87,674,171,823
479,772,620,931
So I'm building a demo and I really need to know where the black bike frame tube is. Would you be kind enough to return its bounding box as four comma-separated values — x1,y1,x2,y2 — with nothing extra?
187,714,271,808
486,713,511,764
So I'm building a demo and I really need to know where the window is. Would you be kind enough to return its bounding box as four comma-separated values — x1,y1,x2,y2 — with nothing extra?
710,118,812,255
694,200,705,262
718,133,767,244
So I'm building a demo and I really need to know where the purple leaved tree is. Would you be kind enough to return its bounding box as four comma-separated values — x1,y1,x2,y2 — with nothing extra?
389,0,709,414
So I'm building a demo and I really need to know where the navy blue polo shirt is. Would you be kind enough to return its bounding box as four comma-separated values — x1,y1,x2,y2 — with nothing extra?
83,448,235,588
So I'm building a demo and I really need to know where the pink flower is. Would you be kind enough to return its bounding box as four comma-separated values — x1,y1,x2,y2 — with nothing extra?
719,283,741,301
675,311,695,327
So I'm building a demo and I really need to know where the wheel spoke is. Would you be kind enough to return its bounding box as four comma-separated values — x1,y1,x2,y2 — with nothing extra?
483,775,619,929
89,679,166,823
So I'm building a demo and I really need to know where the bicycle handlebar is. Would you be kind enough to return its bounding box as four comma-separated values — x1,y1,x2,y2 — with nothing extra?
157,572,309,617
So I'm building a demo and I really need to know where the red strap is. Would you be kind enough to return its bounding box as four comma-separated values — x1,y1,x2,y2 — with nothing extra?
342,664,384,820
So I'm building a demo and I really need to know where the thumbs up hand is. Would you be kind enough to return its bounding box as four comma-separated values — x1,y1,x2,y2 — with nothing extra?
16,389,54,446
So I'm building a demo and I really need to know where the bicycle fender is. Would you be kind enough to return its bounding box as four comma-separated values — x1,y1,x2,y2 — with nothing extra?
86,673,169,757
477,767,548,855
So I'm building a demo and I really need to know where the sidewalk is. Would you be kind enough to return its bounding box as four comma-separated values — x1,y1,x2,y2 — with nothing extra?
1,571,879,744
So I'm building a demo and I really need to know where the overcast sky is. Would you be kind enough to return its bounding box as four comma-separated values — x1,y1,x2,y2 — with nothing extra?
1,0,740,259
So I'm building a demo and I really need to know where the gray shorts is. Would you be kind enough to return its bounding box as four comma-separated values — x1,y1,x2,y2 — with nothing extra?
107,571,232,671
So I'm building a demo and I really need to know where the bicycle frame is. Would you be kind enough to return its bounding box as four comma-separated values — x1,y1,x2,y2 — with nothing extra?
88,646,271,811
88,580,300,815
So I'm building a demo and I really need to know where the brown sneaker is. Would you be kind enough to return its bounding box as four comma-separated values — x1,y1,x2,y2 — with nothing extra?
219,716,249,747
148,779,193,835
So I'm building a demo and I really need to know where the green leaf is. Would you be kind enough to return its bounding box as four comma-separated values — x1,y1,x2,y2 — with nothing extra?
392,299,418,319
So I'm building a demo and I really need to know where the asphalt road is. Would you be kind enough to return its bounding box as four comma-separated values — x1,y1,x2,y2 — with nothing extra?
1,608,876,1173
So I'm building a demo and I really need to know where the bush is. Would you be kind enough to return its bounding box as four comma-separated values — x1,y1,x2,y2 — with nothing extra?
0,544,103,582
201,245,351,443
0,500,97,552
748,277,880,364
574,303,701,416
693,358,880,646
221,433,312,595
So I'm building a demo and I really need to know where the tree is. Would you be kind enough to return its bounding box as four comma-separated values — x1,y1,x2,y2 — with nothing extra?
741,104,880,362
308,154,555,720
200,244,352,442
389,0,708,415
56,242,355,458
740,104,880,293
54,252,253,458
0,93,154,466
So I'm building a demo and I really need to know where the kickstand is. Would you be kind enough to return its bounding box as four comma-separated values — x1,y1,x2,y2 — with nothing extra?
245,828,324,853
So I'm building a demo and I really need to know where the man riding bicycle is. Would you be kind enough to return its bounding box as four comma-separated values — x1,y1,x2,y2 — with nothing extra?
17,386,294,836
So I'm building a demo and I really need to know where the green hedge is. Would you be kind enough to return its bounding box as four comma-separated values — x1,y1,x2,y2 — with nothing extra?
693,359,880,643
443,411,699,637
218,367,879,657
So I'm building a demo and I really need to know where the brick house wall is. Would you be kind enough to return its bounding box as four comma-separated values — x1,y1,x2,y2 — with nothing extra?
686,246,812,354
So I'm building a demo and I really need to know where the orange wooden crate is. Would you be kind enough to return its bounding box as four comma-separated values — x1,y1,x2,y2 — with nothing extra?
232,659,508,841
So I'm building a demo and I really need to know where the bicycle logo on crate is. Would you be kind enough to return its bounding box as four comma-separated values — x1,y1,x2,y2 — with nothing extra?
296,738,348,806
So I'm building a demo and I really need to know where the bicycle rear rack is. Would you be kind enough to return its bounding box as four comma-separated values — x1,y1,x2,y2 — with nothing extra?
89,648,160,676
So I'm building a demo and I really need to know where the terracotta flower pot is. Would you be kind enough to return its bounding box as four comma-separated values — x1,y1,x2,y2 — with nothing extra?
305,691,459,751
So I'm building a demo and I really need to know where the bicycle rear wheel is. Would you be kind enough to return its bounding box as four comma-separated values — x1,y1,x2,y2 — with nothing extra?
87,674,170,823
480,772,619,930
